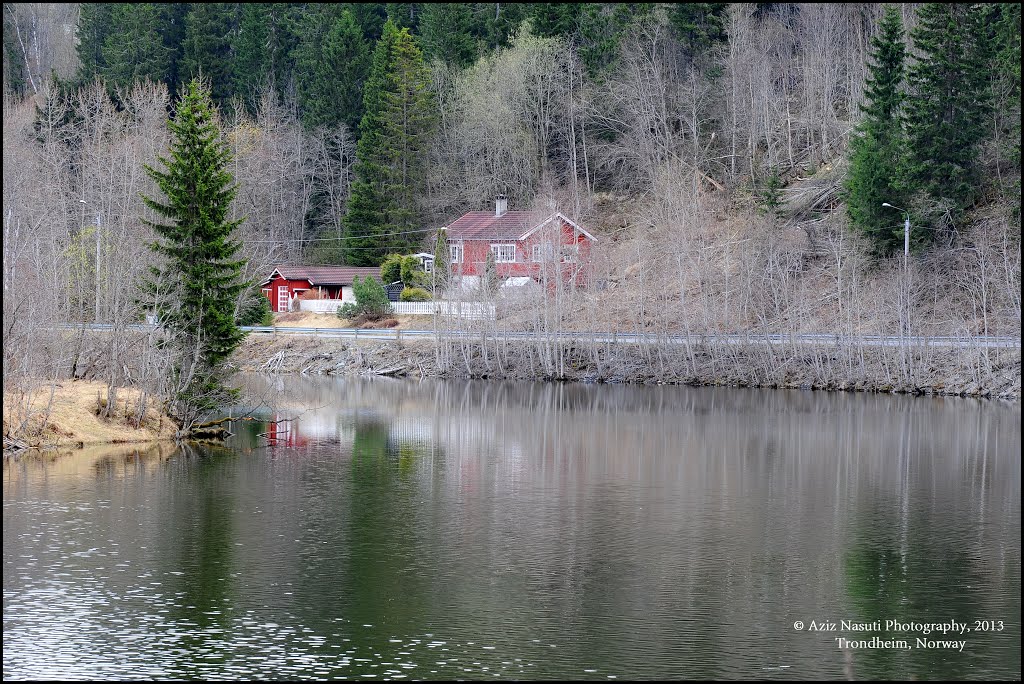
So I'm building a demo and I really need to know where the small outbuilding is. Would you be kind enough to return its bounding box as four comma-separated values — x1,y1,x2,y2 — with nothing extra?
261,265,382,313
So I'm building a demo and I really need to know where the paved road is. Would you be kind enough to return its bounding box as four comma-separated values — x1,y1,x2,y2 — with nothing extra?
65,323,1022,349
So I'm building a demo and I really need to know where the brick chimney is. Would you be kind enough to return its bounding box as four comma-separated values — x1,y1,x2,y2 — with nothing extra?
495,195,508,217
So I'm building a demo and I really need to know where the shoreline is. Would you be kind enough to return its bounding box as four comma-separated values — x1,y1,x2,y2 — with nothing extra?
233,335,1022,401
3,380,178,453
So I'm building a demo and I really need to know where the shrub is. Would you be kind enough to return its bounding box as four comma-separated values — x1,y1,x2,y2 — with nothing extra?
399,286,432,302
336,275,393,321
380,253,404,285
400,255,428,287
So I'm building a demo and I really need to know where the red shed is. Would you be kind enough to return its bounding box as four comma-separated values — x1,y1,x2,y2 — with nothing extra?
261,265,382,313
443,197,596,289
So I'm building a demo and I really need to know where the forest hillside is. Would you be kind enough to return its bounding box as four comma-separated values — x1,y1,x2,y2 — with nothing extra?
3,3,1020,399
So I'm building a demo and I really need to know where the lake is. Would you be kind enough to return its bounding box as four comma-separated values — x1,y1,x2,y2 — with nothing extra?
3,376,1021,680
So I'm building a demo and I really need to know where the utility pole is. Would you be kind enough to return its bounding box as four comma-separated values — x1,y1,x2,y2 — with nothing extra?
80,198,101,323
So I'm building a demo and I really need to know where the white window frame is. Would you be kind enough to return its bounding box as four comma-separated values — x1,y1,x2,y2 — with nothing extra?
532,243,556,262
490,243,516,263
450,244,463,264
561,244,580,263
423,259,432,273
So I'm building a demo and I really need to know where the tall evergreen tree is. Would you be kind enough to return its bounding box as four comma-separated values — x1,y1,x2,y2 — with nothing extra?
669,3,728,61
993,3,1021,213
342,20,436,266
349,2,389,42
469,2,530,51
142,79,247,421
530,3,581,38
232,3,303,111
180,3,238,106
157,3,191,95
419,3,476,68
845,5,908,254
432,227,449,293
577,3,656,77
385,3,422,32
297,8,370,131
101,3,173,90
75,3,115,85
903,3,994,230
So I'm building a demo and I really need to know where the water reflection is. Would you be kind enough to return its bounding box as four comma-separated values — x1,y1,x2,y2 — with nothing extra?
4,377,1020,680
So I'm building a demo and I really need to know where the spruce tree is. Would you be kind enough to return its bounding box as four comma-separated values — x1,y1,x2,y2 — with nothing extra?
904,3,994,231
157,3,191,95
419,3,476,68
142,79,247,421
180,3,237,106
432,228,449,293
75,3,115,85
470,2,529,52
342,20,436,266
297,8,370,131
845,5,908,254
385,3,422,32
578,4,656,77
993,3,1021,215
669,3,728,61
232,3,302,112
101,4,173,90
530,3,582,38
350,3,389,43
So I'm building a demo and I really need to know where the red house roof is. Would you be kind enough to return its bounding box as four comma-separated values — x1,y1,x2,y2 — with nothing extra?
261,265,381,286
445,211,597,242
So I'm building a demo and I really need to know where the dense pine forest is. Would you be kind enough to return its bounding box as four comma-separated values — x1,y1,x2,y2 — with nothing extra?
3,3,1021,410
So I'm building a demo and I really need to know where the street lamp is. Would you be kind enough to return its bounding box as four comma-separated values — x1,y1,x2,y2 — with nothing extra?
80,198,101,322
882,202,912,341
881,202,910,262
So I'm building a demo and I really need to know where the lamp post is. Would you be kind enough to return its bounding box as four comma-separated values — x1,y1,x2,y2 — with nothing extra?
79,198,101,323
882,202,911,341
881,202,910,264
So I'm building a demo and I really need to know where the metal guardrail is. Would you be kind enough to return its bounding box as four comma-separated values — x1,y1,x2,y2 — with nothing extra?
52,323,1023,348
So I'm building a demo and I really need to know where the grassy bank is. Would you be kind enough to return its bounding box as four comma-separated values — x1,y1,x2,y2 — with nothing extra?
272,311,435,330
233,335,1021,400
3,380,178,451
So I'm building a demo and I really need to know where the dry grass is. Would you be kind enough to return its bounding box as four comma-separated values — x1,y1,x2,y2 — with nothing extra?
3,380,177,449
272,312,434,330
273,311,351,328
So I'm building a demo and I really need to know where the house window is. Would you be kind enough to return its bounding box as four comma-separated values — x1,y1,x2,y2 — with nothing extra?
491,244,516,263
532,243,555,262
561,244,579,263
450,244,463,264
423,259,432,273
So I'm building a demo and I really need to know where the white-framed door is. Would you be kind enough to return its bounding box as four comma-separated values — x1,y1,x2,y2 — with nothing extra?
277,285,289,312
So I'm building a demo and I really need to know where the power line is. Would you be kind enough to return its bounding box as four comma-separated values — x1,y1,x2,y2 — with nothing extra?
243,226,435,245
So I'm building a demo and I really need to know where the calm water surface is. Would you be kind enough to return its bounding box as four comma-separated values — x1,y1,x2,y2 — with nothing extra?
3,377,1021,680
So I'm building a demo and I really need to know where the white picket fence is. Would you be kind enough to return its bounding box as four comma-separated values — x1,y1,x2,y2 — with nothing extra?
298,300,344,314
299,299,495,320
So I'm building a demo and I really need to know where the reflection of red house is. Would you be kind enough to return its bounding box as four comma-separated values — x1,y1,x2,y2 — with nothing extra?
264,414,308,448
443,197,596,288
261,265,382,313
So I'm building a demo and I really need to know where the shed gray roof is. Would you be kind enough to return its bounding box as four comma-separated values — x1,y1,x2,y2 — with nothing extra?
262,265,381,286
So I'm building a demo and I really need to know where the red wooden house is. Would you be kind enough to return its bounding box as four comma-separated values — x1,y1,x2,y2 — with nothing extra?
443,197,597,289
261,265,382,313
